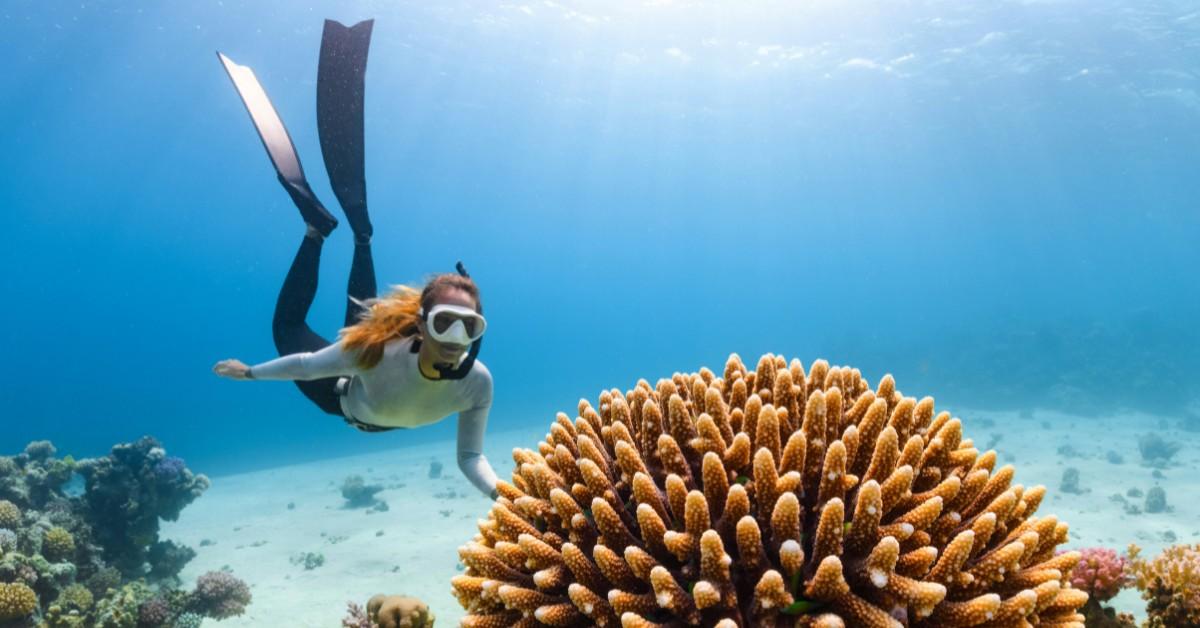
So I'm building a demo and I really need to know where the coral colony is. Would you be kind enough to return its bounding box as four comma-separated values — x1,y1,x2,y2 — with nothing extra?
1128,543,1200,627
0,438,250,627
5,361,1200,628
452,354,1092,627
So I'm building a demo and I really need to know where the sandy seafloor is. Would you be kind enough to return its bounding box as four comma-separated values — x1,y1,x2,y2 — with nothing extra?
161,408,1200,626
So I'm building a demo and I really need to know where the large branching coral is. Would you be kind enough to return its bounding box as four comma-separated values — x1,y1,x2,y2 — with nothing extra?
452,354,1088,627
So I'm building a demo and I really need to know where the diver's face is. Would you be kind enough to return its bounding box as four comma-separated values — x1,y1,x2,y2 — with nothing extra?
422,288,478,363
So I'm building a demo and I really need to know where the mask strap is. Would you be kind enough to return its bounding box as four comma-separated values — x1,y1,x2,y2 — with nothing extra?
433,260,482,379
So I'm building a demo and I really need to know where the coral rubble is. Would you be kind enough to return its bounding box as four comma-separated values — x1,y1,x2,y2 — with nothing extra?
452,354,1089,627
341,475,385,509
1136,434,1180,467
1060,468,1084,495
1143,487,1167,514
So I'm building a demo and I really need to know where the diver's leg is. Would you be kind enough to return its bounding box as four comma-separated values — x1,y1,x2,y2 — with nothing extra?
344,236,378,327
318,19,375,239
272,229,344,416
320,20,378,327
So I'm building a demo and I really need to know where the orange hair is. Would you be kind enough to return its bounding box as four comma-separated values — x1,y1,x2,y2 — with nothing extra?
339,274,482,370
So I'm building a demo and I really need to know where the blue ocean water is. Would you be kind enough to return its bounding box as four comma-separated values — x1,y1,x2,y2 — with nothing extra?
2,0,1198,478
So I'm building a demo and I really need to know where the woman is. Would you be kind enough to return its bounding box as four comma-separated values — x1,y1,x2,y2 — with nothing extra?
213,19,498,498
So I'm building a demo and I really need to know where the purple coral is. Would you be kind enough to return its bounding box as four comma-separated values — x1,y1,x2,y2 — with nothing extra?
1069,547,1131,602
192,570,251,619
138,596,172,627
153,456,186,481
16,564,38,586
341,601,372,628
76,437,209,577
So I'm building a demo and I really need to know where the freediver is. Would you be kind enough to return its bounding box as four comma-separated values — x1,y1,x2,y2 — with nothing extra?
211,19,499,500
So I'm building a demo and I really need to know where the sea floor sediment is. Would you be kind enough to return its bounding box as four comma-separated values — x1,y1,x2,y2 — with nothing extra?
161,408,1198,626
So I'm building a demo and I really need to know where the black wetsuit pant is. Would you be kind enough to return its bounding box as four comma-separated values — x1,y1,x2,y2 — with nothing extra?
272,234,376,417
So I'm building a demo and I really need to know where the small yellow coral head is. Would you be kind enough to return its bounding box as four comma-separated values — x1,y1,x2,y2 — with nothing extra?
43,526,76,562
0,500,20,529
0,582,39,621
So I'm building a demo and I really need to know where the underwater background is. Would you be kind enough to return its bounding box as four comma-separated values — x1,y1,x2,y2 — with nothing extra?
4,0,1200,626
3,0,1197,473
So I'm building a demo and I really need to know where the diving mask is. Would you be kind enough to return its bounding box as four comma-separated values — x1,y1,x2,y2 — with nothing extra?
421,303,487,345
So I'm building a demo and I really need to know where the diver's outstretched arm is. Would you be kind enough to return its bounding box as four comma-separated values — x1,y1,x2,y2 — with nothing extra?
216,52,339,236
249,341,358,381
457,406,500,499
214,342,358,382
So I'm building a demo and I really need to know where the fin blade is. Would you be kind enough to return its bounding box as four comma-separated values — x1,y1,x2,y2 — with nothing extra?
317,19,375,236
216,52,306,185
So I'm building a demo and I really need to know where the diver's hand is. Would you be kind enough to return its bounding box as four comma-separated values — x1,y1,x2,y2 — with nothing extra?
213,359,254,380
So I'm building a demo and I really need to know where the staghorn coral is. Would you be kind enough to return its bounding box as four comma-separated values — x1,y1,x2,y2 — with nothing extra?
452,354,1088,627
0,581,38,621
0,499,21,528
1128,543,1200,627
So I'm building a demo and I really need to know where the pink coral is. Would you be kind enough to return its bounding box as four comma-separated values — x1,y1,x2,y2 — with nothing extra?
1068,547,1131,602
341,601,371,628
192,570,251,619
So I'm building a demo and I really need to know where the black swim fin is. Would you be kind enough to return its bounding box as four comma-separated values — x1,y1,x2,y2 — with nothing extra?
317,19,374,240
217,52,339,237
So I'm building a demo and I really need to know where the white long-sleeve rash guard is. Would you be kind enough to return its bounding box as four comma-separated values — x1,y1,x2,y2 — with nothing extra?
247,336,499,497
